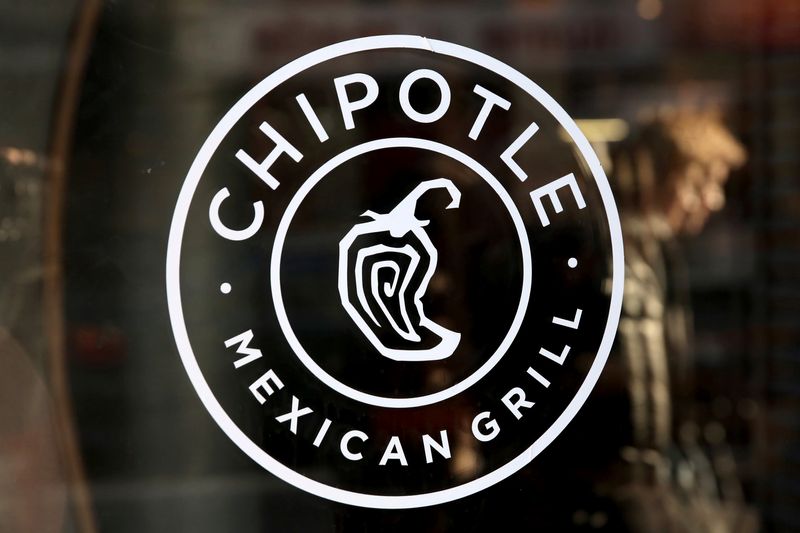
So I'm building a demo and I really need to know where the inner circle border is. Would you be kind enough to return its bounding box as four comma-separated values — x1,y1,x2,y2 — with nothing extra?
271,137,533,408
166,34,624,509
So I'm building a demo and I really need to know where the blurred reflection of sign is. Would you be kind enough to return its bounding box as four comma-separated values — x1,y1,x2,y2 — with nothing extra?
175,6,660,76
167,35,623,508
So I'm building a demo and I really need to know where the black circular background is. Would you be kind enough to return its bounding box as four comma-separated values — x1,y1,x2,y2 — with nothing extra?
279,146,523,401
176,47,614,497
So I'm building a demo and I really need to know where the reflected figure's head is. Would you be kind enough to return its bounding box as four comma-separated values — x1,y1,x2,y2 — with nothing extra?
612,109,747,235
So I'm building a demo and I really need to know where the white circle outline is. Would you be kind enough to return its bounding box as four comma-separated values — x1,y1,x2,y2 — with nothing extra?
166,35,624,509
271,137,532,408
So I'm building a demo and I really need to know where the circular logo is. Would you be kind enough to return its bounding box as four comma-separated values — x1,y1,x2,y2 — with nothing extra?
167,35,623,508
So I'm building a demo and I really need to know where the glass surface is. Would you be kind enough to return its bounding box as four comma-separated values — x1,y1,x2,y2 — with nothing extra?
1,0,798,531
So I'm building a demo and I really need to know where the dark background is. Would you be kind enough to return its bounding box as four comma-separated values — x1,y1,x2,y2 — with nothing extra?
1,0,798,531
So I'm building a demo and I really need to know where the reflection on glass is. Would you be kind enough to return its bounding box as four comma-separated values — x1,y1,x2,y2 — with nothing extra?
2,0,799,531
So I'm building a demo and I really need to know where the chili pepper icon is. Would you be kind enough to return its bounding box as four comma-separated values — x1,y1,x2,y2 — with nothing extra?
338,179,462,361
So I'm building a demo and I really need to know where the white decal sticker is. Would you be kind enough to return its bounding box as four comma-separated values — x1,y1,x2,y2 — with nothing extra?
167,35,624,509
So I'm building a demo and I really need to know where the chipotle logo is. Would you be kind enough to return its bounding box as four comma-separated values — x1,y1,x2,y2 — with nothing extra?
167,35,623,508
